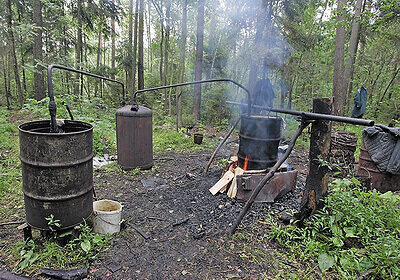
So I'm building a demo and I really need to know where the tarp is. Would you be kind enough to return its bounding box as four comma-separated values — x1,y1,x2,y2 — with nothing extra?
363,124,400,174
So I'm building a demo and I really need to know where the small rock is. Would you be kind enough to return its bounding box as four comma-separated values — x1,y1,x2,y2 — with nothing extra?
106,263,122,273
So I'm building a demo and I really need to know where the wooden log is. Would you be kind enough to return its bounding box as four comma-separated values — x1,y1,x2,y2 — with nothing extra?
209,170,235,195
227,167,244,198
306,98,332,201
297,98,332,221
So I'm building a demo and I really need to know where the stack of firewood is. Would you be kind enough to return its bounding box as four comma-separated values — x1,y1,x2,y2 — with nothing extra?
330,131,358,173
209,155,243,198
209,155,286,198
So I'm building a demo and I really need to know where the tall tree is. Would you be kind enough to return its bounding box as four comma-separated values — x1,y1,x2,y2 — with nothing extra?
75,0,83,95
163,0,171,111
176,0,187,129
133,0,139,93
332,0,346,116
343,0,364,113
33,0,46,100
6,0,23,107
193,0,205,121
127,0,133,96
96,0,104,97
137,0,144,90
111,1,116,79
247,0,268,95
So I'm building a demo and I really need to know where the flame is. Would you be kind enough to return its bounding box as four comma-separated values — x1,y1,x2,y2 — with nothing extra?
243,156,249,171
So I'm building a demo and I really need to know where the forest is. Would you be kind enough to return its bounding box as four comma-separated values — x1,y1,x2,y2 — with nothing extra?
0,0,399,124
1,0,400,279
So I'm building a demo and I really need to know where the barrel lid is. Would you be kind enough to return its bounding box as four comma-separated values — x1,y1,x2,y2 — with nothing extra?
116,105,152,117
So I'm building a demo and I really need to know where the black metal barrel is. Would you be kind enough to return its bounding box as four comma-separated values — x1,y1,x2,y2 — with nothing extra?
116,105,153,170
238,115,282,170
19,120,93,230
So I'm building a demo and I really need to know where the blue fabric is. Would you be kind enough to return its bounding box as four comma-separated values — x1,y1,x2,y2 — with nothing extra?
351,85,367,118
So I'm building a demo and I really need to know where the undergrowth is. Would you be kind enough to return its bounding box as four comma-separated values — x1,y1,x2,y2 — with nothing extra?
12,221,111,275
269,178,400,279
0,108,23,219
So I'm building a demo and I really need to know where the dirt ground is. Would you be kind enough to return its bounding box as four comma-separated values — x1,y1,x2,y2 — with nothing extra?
88,143,310,280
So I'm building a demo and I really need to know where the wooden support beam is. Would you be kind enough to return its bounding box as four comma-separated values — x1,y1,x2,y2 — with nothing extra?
297,98,332,222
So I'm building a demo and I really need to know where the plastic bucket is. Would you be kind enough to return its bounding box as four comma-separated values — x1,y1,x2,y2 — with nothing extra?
92,199,122,234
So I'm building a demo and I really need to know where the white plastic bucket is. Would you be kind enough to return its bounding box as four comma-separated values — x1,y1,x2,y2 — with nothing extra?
92,199,122,234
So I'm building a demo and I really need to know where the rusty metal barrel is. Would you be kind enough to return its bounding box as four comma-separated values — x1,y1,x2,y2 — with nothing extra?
19,120,93,230
238,115,282,170
116,105,153,170
356,139,400,192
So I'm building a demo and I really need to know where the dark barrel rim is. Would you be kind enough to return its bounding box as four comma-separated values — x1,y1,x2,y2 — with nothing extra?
19,120,93,136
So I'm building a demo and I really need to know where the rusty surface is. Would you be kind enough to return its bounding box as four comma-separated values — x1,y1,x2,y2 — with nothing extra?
19,120,93,230
116,105,153,170
356,140,400,192
236,170,297,202
238,115,282,170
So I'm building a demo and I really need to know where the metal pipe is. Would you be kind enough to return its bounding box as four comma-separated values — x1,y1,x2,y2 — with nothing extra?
226,101,374,126
131,79,252,115
47,64,125,132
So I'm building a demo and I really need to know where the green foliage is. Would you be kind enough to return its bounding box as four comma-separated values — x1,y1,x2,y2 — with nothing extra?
13,222,112,274
269,179,400,279
0,109,22,200
153,126,216,153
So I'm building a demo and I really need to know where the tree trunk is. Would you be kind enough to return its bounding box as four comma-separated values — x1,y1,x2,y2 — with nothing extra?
16,8,27,94
247,0,268,96
176,0,187,129
382,66,399,101
343,0,364,114
297,98,333,222
33,0,46,100
147,1,152,72
206,1,217,80
163,0,171,111
75,0,83,95
332,0,346,116
2,54,11,109
193,0,205,121
133,0,139,94
111,12,116,79
96,3,103,97
127,0,134,96
6,0,24,107
137,0,144,90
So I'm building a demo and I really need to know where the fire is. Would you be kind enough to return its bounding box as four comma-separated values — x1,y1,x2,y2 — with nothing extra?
243,156,249,171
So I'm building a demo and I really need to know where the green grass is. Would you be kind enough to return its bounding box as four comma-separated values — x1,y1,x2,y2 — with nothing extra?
153,126,217,153
11,222,112,275
269,178,400,279
0,108,23,220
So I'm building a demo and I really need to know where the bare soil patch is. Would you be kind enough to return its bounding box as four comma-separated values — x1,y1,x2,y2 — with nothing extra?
89,145,310,279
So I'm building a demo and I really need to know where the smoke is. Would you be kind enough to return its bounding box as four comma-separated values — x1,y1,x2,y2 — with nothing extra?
215,0,292,108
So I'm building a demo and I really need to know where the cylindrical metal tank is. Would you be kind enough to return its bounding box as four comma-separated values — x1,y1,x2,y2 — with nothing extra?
116,105,153,170
19,120,93,230
238,115,282,170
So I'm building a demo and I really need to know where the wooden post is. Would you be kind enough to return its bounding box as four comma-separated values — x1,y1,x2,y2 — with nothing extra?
297,98,332,220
